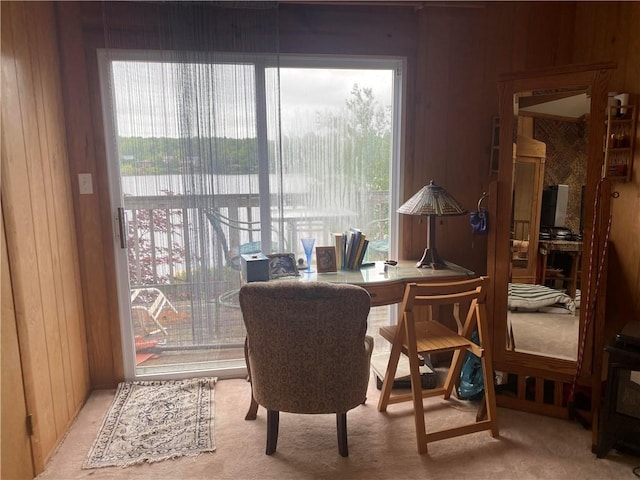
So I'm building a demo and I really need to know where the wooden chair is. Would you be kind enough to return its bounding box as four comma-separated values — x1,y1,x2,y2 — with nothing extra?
377,276,498,454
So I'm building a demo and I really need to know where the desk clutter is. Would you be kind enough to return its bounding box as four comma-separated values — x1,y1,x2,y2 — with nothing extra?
241,253,270,282
333,227,370,270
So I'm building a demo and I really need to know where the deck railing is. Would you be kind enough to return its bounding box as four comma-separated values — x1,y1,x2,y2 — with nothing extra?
123,191,388,347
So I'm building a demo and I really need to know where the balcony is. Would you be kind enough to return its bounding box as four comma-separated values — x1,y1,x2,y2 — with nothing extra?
123,191,390,375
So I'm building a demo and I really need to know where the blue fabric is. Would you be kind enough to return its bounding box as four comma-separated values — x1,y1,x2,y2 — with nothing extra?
457,331,485,400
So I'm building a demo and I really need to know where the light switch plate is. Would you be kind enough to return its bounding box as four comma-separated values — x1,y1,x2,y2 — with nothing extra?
78,173,93,195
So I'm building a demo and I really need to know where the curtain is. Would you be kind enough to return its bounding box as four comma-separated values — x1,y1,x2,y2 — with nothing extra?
101,2,283,368
100,1,395,377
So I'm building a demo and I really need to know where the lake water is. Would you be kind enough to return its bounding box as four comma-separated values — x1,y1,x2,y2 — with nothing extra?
121,173,314,197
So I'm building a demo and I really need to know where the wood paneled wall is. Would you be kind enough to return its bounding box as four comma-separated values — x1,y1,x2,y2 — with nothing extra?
573,2,640,342
1,1,90,475
54,1,639,388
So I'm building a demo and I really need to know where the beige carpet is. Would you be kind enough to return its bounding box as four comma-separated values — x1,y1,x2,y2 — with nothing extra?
508,307,580,360
38,377,638,480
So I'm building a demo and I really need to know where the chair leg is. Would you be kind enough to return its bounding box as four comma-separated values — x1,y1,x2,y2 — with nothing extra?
405,314,428,454
336,412,348,457
244,338,259,420
266,410,279,455
377,328,404,412
476,392,487,421
442,349,465,400
246,395,259,421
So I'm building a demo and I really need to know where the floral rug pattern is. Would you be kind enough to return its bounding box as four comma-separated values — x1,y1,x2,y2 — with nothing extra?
83,377,217,469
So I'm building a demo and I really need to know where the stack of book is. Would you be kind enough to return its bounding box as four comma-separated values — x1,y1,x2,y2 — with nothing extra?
334,228,369,270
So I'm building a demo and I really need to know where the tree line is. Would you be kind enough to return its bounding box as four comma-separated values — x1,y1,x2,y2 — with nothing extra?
118,84,391,192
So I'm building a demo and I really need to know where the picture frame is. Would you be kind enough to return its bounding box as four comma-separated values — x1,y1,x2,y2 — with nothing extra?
316,246,337,273
267,253,300,278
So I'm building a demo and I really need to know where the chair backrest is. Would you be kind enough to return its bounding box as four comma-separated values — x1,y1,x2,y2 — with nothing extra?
239,281,372,414
401,276,488,336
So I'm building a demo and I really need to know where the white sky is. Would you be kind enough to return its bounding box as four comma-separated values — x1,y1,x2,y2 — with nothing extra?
280,68,393,128
112,62,393,138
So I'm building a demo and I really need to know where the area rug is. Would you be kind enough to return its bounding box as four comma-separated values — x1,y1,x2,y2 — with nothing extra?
83,377,217,469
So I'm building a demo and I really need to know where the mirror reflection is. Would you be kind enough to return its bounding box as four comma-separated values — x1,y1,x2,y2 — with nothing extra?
507,86,589,361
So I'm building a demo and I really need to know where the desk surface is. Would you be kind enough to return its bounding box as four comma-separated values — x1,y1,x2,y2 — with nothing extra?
294,260,475,306
539,239,583,254
299,260,473,285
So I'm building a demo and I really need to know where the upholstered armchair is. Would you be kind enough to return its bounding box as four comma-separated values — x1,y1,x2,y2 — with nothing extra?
239,281,373,457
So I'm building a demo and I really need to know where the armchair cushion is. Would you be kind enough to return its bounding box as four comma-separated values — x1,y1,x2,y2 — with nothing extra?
240,281,373,415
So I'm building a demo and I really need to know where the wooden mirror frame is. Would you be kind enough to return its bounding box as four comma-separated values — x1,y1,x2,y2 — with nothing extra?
487,63,616,423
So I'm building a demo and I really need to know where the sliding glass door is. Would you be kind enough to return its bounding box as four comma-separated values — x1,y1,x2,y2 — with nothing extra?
99,50,403,380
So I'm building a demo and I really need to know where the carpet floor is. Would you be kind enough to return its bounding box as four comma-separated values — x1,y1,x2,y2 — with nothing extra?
38,376,638,480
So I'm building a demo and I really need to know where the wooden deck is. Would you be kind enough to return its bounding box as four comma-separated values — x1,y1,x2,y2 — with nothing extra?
135,303,393,373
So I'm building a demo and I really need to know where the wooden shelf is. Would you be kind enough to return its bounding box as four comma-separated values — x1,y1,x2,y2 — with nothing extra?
603,99,637,182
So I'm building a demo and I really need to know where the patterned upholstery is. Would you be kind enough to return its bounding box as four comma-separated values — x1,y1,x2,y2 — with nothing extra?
240,281,374,415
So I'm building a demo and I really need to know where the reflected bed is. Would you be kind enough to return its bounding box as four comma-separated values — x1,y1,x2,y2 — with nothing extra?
508,283,577,314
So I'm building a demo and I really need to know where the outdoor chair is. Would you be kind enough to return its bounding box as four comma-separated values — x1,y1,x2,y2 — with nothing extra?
366,217,389,260
239,281,374,457
204,208,263,271
130,287,176,337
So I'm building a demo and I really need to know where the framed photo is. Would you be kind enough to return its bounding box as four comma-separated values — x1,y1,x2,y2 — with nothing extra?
316,246,337,273
267,253,299,278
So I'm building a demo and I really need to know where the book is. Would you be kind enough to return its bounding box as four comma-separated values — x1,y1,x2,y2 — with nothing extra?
352,235,367,269
347,228,362,269
333,232,345,270
344,230,354,269
354,238,369,269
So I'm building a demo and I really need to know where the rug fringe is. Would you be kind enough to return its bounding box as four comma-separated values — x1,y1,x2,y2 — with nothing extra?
112,449,217,469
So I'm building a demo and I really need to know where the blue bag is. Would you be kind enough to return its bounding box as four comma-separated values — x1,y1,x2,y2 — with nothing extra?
457,331,485,400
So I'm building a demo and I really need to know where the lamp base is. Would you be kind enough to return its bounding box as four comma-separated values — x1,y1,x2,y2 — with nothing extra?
416,247,446,269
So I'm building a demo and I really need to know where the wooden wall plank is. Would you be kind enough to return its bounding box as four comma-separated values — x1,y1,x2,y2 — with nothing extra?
32,0,91,415
20,2,72,437
56,1,119,388
573,2,640,344
624,6,640,320
2,2,57,467
82,34,126,383
29,2,75,419
1,1,90,474
1,187,34,480
406,8,453,264
439,8,489,273
572,7,640,455
52,1,640,394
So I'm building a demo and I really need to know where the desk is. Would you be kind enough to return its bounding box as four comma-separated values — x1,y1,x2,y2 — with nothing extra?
295,260,475,307
229,260,473,310
538,240,582,299
245,260,476,420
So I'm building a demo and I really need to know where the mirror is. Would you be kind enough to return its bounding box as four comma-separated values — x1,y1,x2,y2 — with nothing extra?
511,135,546,286
489,64,614,392
509,88,588,361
